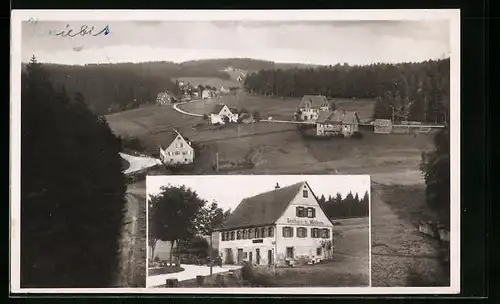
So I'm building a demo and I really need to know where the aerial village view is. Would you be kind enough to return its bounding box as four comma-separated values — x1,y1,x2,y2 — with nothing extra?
19,17,452,290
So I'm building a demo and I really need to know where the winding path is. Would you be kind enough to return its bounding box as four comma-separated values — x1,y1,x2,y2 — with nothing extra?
172,102,202,117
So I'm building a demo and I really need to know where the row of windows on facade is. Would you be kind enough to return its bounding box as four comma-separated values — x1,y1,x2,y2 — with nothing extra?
283,227,330,239
221,226,274,241
221,226,330,241
165,150,192,156
296,205,316,218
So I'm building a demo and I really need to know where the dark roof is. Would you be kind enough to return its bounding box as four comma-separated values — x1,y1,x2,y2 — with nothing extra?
317,110,359,124
211,104,238,115
159,129,185,148
299,95,329,108
218,182,304,231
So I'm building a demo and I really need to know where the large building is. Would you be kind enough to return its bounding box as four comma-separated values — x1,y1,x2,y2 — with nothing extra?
216,181,335,267
159,129,194,165
316,110,360,137
297,95,331,122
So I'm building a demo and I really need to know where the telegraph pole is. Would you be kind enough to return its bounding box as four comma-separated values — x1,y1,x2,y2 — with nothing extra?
216,152,219,172
210,230,213,276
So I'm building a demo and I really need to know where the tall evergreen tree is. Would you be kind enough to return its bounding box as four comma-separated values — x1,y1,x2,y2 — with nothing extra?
21,57,126,288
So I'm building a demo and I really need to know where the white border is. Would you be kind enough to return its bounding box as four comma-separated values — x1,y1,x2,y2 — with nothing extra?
10,9,460,295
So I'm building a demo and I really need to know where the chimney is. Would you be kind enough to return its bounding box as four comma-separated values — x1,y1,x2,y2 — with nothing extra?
275,182,280,189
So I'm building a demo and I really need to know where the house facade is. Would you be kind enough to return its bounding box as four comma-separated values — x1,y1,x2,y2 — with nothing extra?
220,86,230,94
316,110,360,137
297,95,331,122
202,89,213,99
374,119,393,134
156,92,172,105
159,129,194,165
216,181,335,267
210,104,239,124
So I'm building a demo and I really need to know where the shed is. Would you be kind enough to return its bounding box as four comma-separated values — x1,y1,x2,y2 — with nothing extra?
374,119,393,134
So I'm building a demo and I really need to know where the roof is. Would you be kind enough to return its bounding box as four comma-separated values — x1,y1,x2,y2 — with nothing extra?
212,104,238,115
316,110,359,124
299,95,329,108
218,182,305,231
159,129,188,149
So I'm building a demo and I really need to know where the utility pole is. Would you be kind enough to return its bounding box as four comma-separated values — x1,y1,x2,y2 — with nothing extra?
210,230,213,276
216,152,219,172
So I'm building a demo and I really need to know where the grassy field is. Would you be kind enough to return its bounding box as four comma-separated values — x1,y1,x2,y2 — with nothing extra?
371,183,449,287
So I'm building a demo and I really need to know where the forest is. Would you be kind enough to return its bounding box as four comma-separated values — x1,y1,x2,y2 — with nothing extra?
318,191,370,219
244,59,450,124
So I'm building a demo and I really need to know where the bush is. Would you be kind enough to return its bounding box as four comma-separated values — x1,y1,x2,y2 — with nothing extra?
202,113,209,120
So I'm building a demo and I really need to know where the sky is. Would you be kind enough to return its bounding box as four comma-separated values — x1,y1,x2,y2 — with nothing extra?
21,20,450,66
146,175,370,212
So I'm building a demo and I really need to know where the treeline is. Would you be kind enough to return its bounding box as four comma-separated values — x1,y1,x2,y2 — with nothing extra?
318,191,369,219
244,59,450,124
26,61,232,115
21,57,126,287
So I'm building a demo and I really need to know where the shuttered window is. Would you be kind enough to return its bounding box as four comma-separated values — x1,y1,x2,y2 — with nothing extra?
311,228,320,238
296,206,305,217
283,226,293,238
236,230,241,240
268,227,274,237
307,207,315,218
297,227,307,238
322,228,330,239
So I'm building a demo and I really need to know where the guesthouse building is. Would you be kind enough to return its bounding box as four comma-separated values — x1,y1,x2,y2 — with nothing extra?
316,110,360,138
210,104,239,124
297,95,331,122
216,181,335,267
159,129,194,165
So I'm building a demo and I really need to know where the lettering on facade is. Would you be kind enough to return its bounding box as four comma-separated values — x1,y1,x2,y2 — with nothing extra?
286,218,324,225
252,239,263,243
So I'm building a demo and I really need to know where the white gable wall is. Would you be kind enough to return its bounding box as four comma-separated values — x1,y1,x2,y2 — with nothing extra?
161,134,194,165
275,182,334,265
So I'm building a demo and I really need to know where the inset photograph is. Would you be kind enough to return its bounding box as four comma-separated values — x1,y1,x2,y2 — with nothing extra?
146,175,370,288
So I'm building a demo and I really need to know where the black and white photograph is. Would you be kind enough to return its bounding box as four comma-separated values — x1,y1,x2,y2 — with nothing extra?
146,175,370,289
10,9,460,294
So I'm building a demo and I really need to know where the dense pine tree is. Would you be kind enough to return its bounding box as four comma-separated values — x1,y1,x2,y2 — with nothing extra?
21,56,127,288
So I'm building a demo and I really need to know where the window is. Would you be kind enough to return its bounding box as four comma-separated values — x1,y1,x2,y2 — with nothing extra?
268,227,274,237
261,228,266,238
296,206,305,217
307,207,315,218
297,227,307,238
244,252,248,259
237,230,241,240
242,230,247,239
303,190,308,198
322,229,330,239
283,226,293,238
180,143,183,148
230,231,235,240
248,228,254,239
175,151,180,155
255,228,260,238
225,232,229,241
317,247,322,256
222,232,226,241
311,228,320,238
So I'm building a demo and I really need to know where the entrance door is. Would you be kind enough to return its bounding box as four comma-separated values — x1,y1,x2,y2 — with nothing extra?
225,248,233,264
237,249,244,264
256,249,261,265
268,250,273,265
249,252,253,264
286,247,294,259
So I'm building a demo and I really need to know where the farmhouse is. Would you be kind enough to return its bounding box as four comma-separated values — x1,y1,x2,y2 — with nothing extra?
316,110,360,138
297,95,331,121
220,86,230,94
217,181,335,267
158,129,194,165
202,89,214,99
156,92,173,105
210,104,239,124
374,119,393,134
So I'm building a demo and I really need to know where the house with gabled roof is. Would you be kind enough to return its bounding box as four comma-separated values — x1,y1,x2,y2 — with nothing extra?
316,110,360,137
216,181,335,267
158,129,194,165
297,95,331,122
210,104,239,124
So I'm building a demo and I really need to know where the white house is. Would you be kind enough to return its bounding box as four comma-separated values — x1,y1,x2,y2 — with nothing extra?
156,92,172,105
316,110,360,137
159,129,194,165
202,89,214,99
220,86,230,94
210,104,239,124
216,181,335,267
297,95,331,122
